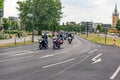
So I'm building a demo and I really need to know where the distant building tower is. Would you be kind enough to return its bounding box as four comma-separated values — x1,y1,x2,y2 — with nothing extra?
112,4,119,28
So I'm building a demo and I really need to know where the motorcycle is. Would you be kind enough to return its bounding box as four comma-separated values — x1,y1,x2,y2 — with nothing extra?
68,36,72,44
39,38,48,50
53,38,63,49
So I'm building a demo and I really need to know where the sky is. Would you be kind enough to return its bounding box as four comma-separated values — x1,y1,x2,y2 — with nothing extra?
4,0,120,24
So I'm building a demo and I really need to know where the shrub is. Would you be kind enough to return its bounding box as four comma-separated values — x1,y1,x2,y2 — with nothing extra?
0,34,7,39
48,34,52,38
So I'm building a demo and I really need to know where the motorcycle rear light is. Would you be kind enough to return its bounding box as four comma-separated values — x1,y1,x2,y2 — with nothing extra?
53,40,56,41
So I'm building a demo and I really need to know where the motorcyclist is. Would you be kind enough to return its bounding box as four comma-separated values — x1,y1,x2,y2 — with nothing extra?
41,33,48,46
56,33,64,44
57,32,63,39
67,33,73,38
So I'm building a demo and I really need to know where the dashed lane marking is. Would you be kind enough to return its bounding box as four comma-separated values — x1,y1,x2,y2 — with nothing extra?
9,51,34,57
39,51,68,59
0,50,31,56
88,49,98,54
0,55,33,63
42,58,75,68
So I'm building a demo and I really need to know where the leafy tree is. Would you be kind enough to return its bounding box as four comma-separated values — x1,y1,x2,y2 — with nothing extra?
100,27,108,33
0,0,3,9
2,18,10,30
96,24,101,32
17,0,62,33
10,20,19,30
81,25,85,32
116,19,120,30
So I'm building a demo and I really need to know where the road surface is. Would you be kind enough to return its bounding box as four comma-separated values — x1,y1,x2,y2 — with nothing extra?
0,35,119,80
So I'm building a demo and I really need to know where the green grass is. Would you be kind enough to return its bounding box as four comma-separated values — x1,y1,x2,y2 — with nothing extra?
80,34,120,46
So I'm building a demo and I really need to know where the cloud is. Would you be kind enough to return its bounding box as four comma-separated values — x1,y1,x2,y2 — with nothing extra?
3,0,120,24
61,0,120,24
4,0,20,18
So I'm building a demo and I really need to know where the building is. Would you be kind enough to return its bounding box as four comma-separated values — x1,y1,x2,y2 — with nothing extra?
81,21,93,32
101,24,111,29
93,23,102,29
9,17,18,21
112,4,119,28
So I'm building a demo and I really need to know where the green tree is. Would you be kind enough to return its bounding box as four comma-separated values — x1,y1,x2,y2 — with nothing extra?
17,0,62,33
0,0,3,9
10,20,19,30
96,24,101,32
100,27,108,33
116,19,120,30
81,25,85,32
2,18,10,30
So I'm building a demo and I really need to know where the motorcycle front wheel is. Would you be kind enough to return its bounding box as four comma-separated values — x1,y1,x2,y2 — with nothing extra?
39,44,42,50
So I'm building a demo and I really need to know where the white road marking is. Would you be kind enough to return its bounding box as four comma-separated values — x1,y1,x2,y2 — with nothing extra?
0,50,30,56
92,54,102,61
39,51,68,59
42,58,75,68
9,51,34,57
88,49,98,54
92,54,102,64
98,45,101,47
110,65,120,79
39,55,54,59
0,55,33,63
92,58,102,64
48,53,94,78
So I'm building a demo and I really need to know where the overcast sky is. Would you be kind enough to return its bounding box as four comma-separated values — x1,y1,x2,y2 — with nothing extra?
4,0,120,24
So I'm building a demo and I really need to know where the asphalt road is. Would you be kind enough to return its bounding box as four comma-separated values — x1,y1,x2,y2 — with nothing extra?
0,35,119,80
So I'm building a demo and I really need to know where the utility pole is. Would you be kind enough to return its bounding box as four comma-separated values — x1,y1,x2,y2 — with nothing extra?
86,22,89,37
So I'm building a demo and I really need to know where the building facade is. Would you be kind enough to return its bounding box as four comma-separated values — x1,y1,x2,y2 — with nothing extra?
81,21,93,32
112,4,119,28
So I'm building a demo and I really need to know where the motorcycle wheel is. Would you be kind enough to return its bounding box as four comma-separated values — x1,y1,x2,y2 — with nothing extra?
39,44,42,50
58,45,60,48
53,44,55,49
69,41,71,44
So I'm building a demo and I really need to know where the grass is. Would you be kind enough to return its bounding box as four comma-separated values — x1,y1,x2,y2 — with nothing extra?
80,34,120,47
0,40,38,48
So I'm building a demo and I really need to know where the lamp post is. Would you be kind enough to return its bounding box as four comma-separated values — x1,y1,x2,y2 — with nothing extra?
104,28,108,44
86,22,89,37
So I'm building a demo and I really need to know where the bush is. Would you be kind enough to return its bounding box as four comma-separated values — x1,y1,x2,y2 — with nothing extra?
4,30,20,34
48,34,52,38
3,30,9,34
0,34,7,39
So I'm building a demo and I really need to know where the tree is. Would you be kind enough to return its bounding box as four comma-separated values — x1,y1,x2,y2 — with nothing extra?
96,24,101,33
2,18,10,30
116,19,120,30
10,20,19,30
17,0,62,32
100,27,108,33
0,0,4,9
81,25,85,32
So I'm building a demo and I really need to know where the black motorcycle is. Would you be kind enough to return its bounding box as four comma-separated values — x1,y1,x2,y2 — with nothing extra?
68,36,72,44
39,38,48,50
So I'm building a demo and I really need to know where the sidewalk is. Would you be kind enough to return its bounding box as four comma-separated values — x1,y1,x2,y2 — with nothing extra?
0,36,40,44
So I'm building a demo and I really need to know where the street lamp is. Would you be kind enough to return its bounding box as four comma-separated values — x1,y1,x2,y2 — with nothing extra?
86,22,89,37
27,13,34,43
